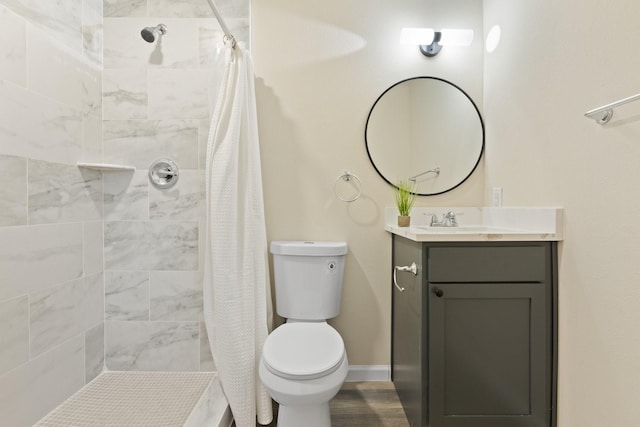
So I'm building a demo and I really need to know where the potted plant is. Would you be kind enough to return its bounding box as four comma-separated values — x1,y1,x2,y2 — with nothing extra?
394,179,417,227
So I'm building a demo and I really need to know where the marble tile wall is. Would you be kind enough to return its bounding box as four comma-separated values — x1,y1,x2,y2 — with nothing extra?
0,0,104,425
0,0,247,422
101,0,247,373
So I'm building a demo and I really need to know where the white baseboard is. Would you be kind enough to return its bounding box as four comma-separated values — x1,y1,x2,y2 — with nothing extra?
345,365,391,382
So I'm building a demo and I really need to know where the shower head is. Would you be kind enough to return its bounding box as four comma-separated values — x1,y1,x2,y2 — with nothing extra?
141,24,167,43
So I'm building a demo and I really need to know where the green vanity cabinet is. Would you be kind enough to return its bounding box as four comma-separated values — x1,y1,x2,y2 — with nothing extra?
391,236,558,427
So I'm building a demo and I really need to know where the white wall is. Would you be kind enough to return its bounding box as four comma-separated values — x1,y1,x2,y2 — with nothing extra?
256,0,640,423
484,0,640,425
253,0,484,365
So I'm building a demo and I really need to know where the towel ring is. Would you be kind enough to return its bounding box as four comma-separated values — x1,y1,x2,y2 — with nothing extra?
334,171,362,202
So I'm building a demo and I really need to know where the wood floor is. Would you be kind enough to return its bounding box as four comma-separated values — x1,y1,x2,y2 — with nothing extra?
256,382,409,427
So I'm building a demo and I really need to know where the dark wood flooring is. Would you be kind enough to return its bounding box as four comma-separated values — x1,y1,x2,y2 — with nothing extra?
256,382,409,427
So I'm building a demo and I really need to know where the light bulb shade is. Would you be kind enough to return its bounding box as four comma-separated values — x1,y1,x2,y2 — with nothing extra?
439,29,474,46
401,27,435,45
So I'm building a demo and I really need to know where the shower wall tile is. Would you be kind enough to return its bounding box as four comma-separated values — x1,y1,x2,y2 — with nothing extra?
98,0,251,378
104,170,149,220
183,373,228,427
148,69,210,119
0,5,26,86
199,321,215,371
28,159,103,225
217,0,250,19
199,19,250,67
150,271,203,321
0,0,106,415
104,221,199,271
0,295,29,376
105,321,200,371
103,68,148,120
0,155,27,226
28,26,102,118
85,322,105,383
148,0,213,18
103,119,198,168
0,223,83,301
83,221,104,276
105,271,150,320
0,335,84,427
149,170,204,221
0,0,82,52
198,25,224,69
82,0,103,66
0,80,83,164
195,0,251,19
83,114,103,163
104,18,200,69
104,0,147,17
150,0,249,19
30,273,104,357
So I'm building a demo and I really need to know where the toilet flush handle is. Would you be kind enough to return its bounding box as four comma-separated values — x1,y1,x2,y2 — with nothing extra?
393,263,418,292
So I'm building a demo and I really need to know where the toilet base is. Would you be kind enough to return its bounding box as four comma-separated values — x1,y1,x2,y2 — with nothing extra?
277,402,330,427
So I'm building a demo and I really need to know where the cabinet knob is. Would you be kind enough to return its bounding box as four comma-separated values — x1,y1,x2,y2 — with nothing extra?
433,287,444,298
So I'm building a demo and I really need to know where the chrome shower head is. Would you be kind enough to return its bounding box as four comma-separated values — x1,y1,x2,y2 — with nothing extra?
141,24,167,43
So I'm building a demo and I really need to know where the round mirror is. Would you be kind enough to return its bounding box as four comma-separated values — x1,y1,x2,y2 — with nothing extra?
365,77,484,196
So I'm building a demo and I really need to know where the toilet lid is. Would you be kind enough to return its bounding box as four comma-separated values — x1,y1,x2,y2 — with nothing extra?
262,323,345,379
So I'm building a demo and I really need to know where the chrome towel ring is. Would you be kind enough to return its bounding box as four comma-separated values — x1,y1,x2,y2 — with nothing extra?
334,170,362,202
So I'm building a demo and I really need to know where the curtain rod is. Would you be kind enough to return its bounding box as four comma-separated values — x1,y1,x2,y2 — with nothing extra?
205,0,236,47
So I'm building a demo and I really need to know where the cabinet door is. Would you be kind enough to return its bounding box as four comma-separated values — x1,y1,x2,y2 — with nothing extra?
392,236,425,427
428,282,549,427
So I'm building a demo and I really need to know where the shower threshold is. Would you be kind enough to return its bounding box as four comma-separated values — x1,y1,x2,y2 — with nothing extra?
34,371,232,427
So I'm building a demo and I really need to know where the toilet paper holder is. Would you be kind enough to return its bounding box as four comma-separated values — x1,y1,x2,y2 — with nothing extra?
393,262,418,292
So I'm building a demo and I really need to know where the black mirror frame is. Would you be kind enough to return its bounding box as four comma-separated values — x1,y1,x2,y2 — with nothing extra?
364,76,485,196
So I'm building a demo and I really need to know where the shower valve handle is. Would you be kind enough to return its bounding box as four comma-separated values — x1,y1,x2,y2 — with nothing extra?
155,169,176,178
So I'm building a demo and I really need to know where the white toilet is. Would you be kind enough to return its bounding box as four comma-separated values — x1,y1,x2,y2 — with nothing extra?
259,241,349,427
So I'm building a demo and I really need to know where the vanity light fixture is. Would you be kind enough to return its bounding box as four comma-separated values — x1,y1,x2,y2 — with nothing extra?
401,28,474,57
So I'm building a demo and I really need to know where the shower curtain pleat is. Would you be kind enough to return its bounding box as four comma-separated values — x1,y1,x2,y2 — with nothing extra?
203,43,273,427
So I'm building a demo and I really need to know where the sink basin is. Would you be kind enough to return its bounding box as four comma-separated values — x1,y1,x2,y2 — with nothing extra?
414,225,518,234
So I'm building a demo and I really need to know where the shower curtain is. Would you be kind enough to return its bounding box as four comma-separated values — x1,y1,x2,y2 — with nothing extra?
203,42,273,427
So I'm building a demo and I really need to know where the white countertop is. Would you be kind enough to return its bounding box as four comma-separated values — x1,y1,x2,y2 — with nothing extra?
385,207,564,242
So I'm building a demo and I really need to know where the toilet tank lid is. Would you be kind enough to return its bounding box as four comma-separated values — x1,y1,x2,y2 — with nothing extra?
270,241,348,256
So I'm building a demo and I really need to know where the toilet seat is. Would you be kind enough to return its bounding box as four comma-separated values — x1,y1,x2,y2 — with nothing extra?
262,323,345,380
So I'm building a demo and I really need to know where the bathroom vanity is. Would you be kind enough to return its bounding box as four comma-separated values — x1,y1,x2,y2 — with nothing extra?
387,207,562,427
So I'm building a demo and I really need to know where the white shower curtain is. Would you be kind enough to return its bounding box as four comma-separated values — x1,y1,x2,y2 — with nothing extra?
203,42,273,427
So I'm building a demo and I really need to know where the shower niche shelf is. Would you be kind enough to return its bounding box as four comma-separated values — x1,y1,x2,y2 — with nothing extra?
77,162,136,172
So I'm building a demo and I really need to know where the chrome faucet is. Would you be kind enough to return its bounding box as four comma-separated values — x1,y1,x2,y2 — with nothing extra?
427,211,459,227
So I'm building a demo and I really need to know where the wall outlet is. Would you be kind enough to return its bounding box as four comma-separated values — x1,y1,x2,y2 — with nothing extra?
492,187,503,207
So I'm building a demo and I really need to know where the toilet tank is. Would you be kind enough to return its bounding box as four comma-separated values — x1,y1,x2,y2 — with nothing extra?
270,241,348,320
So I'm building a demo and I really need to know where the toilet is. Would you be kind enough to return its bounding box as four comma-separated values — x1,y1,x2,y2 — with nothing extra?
259,241,349,427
